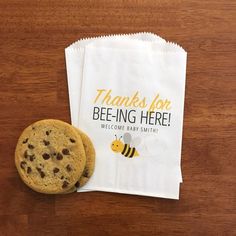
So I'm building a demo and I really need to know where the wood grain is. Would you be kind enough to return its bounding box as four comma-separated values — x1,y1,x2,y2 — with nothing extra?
0,1,235,235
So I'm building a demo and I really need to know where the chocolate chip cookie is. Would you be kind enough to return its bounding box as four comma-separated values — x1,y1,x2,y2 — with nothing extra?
15,119,86,194
64,128,95,193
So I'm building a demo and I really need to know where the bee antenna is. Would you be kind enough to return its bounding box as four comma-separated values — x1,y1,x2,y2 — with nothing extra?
119,136,122,140
115,134,117,140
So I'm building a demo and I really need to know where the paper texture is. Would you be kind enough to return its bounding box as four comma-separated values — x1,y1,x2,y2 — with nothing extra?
65,33,187,199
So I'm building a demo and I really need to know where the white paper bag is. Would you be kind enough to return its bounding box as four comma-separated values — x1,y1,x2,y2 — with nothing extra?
65,33,187,199
65,33,165,126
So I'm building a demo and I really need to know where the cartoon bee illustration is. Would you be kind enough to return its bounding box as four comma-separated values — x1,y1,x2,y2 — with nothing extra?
111,133,139,158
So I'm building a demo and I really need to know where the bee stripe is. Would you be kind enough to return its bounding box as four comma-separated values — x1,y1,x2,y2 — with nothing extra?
129,148,136,158
122,144,128,155
125,146,131,157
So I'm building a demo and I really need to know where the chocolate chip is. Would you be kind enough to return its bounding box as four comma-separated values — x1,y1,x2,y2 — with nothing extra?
70,138,76,143
42,153,50,160
27,167,32,174
83,168,89,178
40,171,45,178
28,144,34,149
61,176,64,180
32,127,35,130
24,152,35,161
29,155,35,162
56,153,63,160
62,181,69,189
24,150,28,159
23,138,28,144
75,181,80,188
46,130,52,135
43,140,50,146
53,167,59,174
36,166,45,177
20,161,26,169
53,153,56,156
66,164,72,172
62,148,70,155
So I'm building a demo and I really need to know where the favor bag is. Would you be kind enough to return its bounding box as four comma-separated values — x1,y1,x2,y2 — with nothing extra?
65,34,187,199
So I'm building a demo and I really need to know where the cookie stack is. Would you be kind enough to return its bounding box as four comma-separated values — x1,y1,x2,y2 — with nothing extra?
15,119,95,194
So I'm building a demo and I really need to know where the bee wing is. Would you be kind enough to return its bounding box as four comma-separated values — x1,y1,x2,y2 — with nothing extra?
131,137,141,147
123,132,132,144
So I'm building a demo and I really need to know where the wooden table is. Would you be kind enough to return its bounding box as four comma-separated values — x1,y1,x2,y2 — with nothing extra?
0,1,235,235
